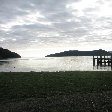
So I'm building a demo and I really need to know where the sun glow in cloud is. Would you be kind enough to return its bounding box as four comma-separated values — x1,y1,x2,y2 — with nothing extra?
66,0,98,16
18,47,73,58
98,1,112,17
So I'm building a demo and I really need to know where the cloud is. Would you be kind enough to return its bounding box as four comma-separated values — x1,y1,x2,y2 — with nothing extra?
0,0,112,56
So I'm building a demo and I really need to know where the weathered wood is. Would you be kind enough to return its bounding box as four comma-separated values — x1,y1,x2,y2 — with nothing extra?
93,56,95,66
93,55,112,66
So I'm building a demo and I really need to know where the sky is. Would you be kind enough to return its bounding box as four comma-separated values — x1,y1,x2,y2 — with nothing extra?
0,0,112,57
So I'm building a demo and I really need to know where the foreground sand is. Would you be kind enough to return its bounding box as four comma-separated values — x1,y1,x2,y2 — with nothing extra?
0,71,112,112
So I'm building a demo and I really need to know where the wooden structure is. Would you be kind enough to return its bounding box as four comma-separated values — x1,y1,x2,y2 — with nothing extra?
93,55,112,67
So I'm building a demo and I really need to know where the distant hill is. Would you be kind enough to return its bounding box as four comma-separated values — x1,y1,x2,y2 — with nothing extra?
46,49,112,57
0,47,21,59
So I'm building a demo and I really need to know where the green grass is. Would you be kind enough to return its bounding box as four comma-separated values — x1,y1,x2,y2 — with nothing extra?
0,71,112,100
0,71,112,112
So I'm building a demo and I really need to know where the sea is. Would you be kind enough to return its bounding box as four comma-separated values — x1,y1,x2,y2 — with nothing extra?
0,56,111,72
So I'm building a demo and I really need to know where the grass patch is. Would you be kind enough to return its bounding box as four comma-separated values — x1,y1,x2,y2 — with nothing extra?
0,71,112,100
0,71,112,112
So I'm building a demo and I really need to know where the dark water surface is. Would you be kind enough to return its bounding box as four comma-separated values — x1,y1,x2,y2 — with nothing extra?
0,57,111,72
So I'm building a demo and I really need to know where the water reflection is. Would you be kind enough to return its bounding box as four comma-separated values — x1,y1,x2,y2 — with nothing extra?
93,65,112,71
0,60,10,65
0,57,112,72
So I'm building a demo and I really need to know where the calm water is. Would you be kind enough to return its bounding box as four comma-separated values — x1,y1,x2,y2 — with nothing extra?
0,56,111,72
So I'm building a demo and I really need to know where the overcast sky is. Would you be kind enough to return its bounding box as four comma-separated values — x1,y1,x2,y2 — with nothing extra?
0,0,112,57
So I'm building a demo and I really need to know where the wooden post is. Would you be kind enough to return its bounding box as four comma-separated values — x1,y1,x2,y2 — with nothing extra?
100,55,102,66
104,55,106,66
93,56,95,66
108,57,110,66
110,54,112,70
97,56,99,66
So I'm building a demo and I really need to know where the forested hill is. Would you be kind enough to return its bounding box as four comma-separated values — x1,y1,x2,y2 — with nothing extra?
0,47,21,59
46,49,112,57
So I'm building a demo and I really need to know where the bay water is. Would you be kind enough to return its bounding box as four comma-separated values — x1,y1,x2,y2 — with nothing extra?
0,56,111,72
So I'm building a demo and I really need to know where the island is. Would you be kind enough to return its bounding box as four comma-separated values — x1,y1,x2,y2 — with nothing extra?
45,49,112,57
0,47,21,59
